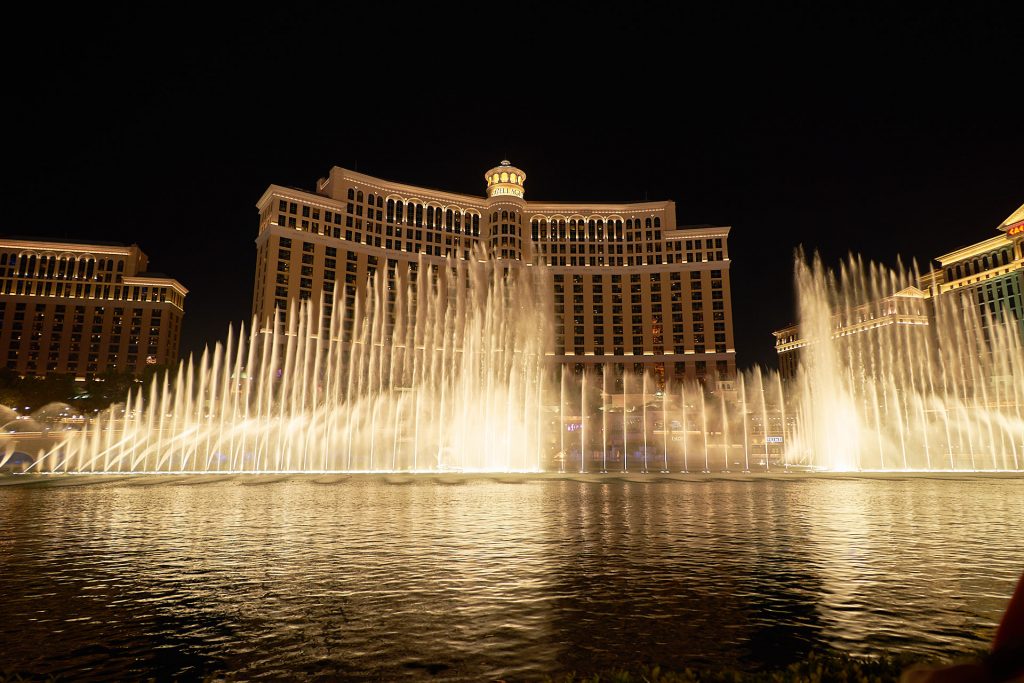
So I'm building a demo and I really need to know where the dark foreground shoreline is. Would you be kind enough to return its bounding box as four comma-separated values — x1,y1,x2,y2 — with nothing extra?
0,650,987,682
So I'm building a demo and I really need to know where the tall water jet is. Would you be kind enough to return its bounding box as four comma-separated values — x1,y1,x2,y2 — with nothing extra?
642,372,649,472
787,251,1024,471
680,383,689,472
661,386,669,473
40,256,550,473
580,369,587,474
601,368,608,473
794,254,863,470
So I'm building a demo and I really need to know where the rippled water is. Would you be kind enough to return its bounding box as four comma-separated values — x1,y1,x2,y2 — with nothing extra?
1,474,1021,681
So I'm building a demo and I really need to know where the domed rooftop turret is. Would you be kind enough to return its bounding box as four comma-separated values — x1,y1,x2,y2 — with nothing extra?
483,160,526,200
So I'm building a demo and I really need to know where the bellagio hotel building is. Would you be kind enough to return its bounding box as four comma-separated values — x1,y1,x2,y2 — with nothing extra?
252,162,735,385
0,238,187,378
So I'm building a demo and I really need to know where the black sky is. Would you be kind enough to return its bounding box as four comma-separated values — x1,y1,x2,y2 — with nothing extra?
5,5,1023,369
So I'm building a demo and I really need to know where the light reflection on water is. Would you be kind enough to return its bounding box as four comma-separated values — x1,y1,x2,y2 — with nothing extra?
0,474,1021,681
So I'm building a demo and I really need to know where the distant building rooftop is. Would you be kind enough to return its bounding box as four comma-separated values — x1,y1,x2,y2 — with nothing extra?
1,235,133,248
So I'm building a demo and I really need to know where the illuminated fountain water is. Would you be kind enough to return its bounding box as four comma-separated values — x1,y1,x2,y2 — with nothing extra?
787,253,1024,470
547,252,1023,473
16,257,549,473
4,251,1023,474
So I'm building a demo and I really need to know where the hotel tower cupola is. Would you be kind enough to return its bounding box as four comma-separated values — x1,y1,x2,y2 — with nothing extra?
484,160,526,200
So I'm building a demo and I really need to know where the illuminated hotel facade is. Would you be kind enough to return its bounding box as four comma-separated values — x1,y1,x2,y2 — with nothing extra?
0,238,187,378
252,162,736,385
920,203,1024,334
774,202,1024,377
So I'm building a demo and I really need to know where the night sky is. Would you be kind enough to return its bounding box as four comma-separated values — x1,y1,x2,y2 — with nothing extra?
6,6,1022,369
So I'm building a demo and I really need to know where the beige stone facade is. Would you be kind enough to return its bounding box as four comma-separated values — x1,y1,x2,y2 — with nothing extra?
0,239,187,378
921,208,1024,327
251,162,736,385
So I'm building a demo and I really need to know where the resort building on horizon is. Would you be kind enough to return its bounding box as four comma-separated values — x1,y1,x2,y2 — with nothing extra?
0,238,187,379
774,202,1024,378
251,162,736,386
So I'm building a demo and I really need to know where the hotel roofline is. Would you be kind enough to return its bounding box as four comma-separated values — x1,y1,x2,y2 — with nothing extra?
123,275,189,296
932,202,1024,264
260,167,695,217
0,237,141,257
0,237,188,293
996,202,1024,233
934,234,1014,265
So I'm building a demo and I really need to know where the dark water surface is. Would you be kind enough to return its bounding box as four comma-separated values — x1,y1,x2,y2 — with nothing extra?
1,473,1021,681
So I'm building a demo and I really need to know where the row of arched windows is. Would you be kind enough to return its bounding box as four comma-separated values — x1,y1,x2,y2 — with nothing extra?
347,188,385,209
0,252,124,280
487,171,523,186
384,198,482,235
491,210,521,223
529,216,662,241
946,248,1015,282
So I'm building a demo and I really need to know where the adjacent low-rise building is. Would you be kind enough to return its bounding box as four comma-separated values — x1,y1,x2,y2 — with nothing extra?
0,238,187,378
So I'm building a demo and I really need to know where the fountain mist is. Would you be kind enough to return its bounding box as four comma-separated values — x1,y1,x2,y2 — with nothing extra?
7,251,1023,474
27,258,548,473
789,252,1024,470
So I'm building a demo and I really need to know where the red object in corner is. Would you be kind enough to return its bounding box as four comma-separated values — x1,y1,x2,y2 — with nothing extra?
994,571,1024,652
